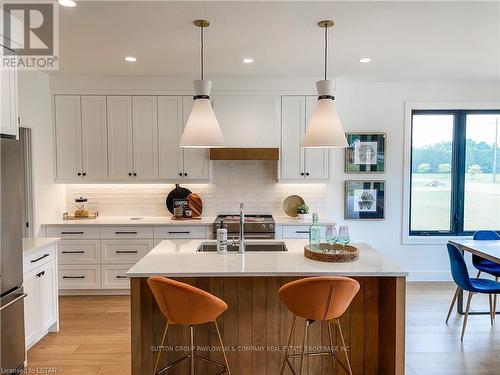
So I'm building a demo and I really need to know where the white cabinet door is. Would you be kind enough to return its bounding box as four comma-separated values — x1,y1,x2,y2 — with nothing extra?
81,96,108,180
0,64,18,137
38,261,57,331
280,96,305,180
158,96,183,180
23,270,39,348
107,96,133,180
212,95,280,147
304,96,329,180
132,96,158,180
181,96,210,180
54,95,82,181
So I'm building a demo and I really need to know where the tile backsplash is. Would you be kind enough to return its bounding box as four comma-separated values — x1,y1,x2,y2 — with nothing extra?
65,161,330,217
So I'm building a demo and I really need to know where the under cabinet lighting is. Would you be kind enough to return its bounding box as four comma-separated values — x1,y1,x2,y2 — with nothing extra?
242,58,254,64
58,0,76,7
125,56,137,62
359,58,371,63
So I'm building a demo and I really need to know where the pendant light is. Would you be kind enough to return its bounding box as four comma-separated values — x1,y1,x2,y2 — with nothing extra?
179,20,225,148
301,20,348,148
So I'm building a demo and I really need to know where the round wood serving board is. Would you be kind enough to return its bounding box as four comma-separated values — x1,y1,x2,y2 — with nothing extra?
304,243,359,263
188,193,203,217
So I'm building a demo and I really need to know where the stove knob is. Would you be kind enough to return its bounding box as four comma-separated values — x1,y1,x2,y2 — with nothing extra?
215,224,220,229
268,224,274,230
261,224,266,229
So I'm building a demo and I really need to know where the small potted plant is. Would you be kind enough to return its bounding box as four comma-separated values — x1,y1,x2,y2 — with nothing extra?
296,204,310,220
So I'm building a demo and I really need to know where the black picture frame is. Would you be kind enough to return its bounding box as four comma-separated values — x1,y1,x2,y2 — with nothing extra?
344,180,385,220
345,133,386,173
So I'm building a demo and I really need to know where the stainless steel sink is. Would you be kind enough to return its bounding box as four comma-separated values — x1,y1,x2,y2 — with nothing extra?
197,241,288,252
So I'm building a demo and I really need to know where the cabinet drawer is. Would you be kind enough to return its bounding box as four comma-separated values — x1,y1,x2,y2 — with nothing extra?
154,226,206,239
101,240,153,264
282,225,326,239
101,265,132,289
58,265,101,289
46,226,100,239
101,226,154,239
58,240,100,265
24,245,56,274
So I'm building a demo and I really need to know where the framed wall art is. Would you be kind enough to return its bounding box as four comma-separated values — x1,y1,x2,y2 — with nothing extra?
344,180,385,220
345,133,386,173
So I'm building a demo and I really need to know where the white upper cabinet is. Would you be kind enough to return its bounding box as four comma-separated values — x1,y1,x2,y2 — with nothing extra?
132,96,158,179
158,96,183,179
81,96,108,180
212,95,280,147
0,53,18,138
107,96,133,180
280,96,329,181
55,95,82,180
181,96,210,180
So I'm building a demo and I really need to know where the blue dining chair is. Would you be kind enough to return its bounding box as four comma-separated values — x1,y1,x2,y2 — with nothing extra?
446,243,500,340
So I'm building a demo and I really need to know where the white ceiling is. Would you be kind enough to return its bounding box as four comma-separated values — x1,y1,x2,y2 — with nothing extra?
55,1,500,81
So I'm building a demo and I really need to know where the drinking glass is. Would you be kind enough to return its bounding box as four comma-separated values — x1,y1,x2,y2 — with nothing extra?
325,224,338,247
337,226,350,249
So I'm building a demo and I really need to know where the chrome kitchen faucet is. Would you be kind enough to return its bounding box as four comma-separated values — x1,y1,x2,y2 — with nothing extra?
231,202,246,253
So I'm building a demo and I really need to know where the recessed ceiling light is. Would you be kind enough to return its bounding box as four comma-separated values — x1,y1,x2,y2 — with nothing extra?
359,58,371,63
58,0,76,7
242,58,254,64
125,56,137,62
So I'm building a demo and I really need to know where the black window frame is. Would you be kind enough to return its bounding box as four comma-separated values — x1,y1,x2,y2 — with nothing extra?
409,109,500,237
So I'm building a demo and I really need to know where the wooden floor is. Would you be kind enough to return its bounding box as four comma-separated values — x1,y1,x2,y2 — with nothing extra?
27,283,499,375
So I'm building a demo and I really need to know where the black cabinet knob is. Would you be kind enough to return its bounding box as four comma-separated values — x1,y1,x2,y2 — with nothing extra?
179,172,183,176
82,172,87,176
184,173,187,177
133,172,137,177
300,172,304,176
306,172,310,176
77,172,81,176
128,173,132,176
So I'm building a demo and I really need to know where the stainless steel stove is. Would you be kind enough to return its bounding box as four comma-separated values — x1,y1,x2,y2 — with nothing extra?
213,214,275,239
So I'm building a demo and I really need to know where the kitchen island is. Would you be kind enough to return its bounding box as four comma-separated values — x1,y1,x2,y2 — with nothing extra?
127,240,407,375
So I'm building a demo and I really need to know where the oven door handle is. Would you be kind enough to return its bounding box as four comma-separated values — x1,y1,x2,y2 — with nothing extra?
0,293,27,311
241,233,275,239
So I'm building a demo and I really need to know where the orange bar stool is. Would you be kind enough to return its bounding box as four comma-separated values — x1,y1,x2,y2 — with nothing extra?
278,276,360,375
147,276,231,375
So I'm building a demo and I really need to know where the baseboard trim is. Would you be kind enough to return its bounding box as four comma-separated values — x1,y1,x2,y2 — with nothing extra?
408,271,452,282
59,289,130,296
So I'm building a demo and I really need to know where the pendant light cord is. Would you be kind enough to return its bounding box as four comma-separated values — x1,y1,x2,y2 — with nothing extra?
324,25,328,81
200,25,205,80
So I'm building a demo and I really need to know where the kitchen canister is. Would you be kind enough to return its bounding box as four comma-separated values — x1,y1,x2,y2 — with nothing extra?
216,224,228,254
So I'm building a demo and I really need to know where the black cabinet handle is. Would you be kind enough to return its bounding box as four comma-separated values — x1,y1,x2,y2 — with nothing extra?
36,271,45,278
300,172,304,176
62,276,85,279
115,250,138,254
133,172,137,176
128,173,132,176
115,231,138,235
306,172,310,176
77,172,81,176
184,173,187,176
62,250,85,254
31,254,50,263
168,231,190,234
295,230,310,234
179,172,183,176
61,231,84,235
82,172,87,176
116,275,128,279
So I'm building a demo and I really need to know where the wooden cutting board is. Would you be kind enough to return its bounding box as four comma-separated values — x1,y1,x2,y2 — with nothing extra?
188,193,203,217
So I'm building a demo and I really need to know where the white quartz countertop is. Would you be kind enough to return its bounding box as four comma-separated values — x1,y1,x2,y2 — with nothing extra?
23,237,60,253
42,216,336,226
126,239,407,277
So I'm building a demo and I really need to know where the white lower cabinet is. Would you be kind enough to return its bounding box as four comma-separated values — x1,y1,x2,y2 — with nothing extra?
101,240,153,264
101,265,133,289
58,264,101,289
281,225,327,239
23,244,58,350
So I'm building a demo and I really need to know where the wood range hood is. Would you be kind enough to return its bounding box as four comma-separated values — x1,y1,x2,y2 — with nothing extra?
209,148,279,161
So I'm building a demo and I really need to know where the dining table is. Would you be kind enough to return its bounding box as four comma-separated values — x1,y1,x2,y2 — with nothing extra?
449,239,500,315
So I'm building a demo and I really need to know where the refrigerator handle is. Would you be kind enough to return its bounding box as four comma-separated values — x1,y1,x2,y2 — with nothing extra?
0,293,27,311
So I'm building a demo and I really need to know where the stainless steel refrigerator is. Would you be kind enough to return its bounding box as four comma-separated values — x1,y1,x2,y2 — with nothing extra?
0,136,26,373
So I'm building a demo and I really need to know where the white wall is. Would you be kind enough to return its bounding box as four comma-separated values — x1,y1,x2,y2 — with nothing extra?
18,71,65,236
50,75,500,280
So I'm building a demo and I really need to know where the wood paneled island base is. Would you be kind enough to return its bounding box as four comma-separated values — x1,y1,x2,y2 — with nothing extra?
131,276,405,375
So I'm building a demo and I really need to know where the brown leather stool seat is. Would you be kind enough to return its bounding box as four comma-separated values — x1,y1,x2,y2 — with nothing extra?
148,276,231,375
278,276,360,375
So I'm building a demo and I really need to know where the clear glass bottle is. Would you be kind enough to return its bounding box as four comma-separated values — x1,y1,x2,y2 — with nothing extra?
309,213,321,250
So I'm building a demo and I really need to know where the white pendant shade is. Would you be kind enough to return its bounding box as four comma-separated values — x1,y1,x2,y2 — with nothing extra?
301,80,348,148
179,80,225,148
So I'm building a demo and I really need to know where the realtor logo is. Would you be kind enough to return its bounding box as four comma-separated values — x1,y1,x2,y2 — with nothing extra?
1,1,59,70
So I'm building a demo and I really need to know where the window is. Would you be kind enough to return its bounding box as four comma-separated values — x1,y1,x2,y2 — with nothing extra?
409,110,500,236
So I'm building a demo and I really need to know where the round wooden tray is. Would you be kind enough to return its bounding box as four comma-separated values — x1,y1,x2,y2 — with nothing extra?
304,243,359,263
